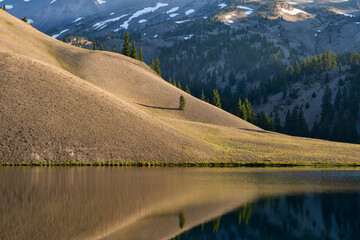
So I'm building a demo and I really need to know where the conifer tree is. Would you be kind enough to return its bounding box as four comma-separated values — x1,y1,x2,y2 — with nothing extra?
123,32,131,56
155,57,161,76
149,60,155,70
140,47,144,62
169,78,172,85
179,95,186,110
93,41,96,50
212,89,222,109
244,98,256,124
173,79,177,87
273,111,282,132
201,90,206,101
116,44,119,53
22,17,28,23
185,84,190,94
177,81,182,90
131,42,138,59
100,43,104,51
3,5,6,11
236,98,247,121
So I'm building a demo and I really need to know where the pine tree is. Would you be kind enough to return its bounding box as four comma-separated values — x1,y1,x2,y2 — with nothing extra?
320,86,333,123
179,95,186,110
212,90,222,109
284,110,292,134
22,17,28,23
149,60,155,70
177,81,182,90
116,44,119,53
130,42,138,59
169,78,172,85
201,90,206,101
140,47,144,62
273,111,282,132
123,32,131,56
236,98,247,121
244,98,256,124
93,41,96,50
100,43,104,51
173,79,177,87
155,57,161,76
185,84,190,94
3,5,6,11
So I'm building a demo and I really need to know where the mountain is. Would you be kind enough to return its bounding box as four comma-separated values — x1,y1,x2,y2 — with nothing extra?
1,9,360,164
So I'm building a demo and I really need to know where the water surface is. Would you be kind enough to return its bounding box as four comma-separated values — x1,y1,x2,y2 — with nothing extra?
0,168,359,240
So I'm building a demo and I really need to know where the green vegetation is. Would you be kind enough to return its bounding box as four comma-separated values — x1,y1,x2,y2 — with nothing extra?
22,17,28,23
123,32,131,56
140,47,144,62
212,89,221,108
179,213,186,229
155,57,161,76
3,5,6,11
131,42,138,59
179,95,186,110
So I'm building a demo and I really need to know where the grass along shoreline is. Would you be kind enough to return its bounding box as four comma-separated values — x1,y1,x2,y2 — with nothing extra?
1,161,360,168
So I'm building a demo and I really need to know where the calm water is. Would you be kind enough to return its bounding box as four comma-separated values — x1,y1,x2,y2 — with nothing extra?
0,168,360,240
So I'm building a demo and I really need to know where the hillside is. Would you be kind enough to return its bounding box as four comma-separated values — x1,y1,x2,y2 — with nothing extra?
1,10,360,165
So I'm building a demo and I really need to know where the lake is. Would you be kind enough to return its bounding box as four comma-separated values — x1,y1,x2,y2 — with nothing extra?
1,168,360,240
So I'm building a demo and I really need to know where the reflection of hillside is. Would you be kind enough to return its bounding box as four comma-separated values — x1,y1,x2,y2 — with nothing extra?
1,168,360,240
176,193,360,240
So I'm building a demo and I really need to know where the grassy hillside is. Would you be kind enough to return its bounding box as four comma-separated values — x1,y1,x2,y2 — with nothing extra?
1,10,360,165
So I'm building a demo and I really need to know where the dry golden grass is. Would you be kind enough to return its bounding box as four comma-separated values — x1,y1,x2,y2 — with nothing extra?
0,11,360,164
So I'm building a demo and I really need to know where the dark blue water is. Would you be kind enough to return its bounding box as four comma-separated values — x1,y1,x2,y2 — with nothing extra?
174,192,360,240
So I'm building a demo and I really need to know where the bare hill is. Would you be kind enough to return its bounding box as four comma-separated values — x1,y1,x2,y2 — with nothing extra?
1,10,360,164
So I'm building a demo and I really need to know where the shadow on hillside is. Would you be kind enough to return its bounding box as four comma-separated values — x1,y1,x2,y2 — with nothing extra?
137,103,180,111
238,128,270,134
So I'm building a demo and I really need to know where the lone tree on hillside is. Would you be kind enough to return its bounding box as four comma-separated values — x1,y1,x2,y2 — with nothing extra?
201,90,206,101
155,57,161,76
140,47,144,62
22,17,28,23
116,44,119,53
93,41,96,50
131,42,138,59
100,43,104,51
179,95,186,110
212,89,221,109
3,5,6,11
123,32,131,56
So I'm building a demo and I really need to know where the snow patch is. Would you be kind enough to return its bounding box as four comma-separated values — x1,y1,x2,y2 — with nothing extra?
24,0,31,2
95,0,106,5
49,0,56,4
139,19,147,23
115,2,169,31
175,19,191,24
93,14,128,30
5,4,13,9
218,3,227,9
169,13,179,18
185,9,195,15
184,34,193,40
73,17,84,23
225,15,232,19
154,34,158,38
109,12,115,16
167,7,179,14
52,29,69,39
237,6,253,15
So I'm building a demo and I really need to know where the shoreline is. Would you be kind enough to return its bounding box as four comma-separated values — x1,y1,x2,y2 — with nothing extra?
1,161,360,168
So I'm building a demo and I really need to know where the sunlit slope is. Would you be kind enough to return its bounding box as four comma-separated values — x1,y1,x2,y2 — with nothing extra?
0,11,257,130
1,11,360,164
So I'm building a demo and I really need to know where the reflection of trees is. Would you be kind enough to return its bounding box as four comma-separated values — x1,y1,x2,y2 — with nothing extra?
174,193,360,240
212,216,221,233
238,203,254,225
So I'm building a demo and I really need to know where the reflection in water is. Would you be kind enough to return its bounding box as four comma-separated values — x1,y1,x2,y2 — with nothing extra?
174,193,360,240
1,168,360,240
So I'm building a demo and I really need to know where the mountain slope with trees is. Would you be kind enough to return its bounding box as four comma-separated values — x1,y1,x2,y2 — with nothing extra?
1,10,360,164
